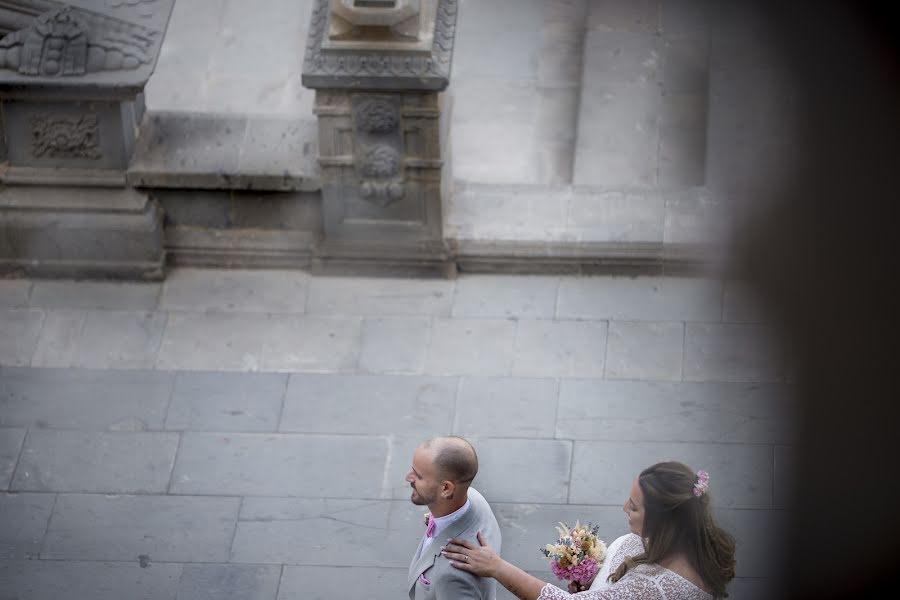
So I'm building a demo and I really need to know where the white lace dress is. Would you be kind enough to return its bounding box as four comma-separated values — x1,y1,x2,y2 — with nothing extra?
538,534,713,600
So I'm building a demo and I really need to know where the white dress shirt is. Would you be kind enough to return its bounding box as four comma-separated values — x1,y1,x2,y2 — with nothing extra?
422,498,471,552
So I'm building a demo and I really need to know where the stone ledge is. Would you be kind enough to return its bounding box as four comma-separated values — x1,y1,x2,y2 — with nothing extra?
128,112,322,192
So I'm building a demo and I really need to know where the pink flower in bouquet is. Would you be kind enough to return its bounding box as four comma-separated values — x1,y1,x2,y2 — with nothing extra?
541,521,607,586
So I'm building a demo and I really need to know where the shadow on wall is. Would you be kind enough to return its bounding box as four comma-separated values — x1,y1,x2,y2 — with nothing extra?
732,1,900,598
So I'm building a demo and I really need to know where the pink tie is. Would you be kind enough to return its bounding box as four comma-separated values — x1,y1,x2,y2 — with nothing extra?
425,515,436,538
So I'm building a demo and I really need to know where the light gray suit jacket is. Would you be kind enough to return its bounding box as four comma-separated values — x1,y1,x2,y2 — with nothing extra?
407,487,502,600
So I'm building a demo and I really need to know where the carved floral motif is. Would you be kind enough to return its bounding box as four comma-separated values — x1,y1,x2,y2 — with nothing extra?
360,144,400,178
355,97,399,134
31,113,102,159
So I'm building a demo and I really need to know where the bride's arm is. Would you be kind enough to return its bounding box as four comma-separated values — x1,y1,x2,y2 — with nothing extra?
442,533,546,600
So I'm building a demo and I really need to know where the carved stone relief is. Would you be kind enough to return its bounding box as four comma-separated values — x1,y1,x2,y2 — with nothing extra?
351,94,406,207
0,1,160,76
30,113,102,159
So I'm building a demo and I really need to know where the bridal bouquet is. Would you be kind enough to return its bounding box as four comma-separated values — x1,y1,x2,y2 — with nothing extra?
540,521,607,586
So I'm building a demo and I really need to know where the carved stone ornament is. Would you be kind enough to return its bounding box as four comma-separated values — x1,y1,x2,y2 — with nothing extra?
31,113,102,159
360,144,400,178
302,0,458,91
0,0,172,81
355,96,399,134
360,179,405,207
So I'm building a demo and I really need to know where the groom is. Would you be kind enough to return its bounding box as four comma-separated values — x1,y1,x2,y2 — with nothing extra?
406,436,502,600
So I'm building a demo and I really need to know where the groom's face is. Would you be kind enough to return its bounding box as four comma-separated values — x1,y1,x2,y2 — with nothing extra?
406,446,441,506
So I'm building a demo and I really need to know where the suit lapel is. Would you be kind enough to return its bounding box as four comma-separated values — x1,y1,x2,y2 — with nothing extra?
407,499,481,594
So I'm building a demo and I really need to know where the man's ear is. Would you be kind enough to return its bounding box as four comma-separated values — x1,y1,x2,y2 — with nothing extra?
442,480,456,500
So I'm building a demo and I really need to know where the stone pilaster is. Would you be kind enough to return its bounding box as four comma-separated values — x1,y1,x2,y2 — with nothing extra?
302,0,458,276
0,0,176,279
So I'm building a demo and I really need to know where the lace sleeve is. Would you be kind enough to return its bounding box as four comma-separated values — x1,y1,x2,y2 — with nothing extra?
538,575,662,600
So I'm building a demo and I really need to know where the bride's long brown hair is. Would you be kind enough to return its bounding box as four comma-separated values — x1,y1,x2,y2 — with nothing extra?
610,461,737,598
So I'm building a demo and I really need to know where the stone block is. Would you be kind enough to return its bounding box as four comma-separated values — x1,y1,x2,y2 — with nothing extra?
660,0,712,36
0,309,43,367
451,275,558,319
176,564,282,600
581,31,659,85
684,323,784,382
156,312,271,371
566,190,665,243
165,372,288,432
424,318,517,376
445,184,569,241
237,119,319,185
454,377,559,438
231,498,400,567
29,311,87,368
380,435,429,500
493,503,628,571
258,316,362,373
0,367,173,431
170,433,388,497
0,560,182,600
570,441,773,509
659,92,708,187
588,0,660,33
661,36,710,92
450,78,542,185
29,281,160,311
0,429,25,490
278,566,407,600
663,187,729,246
154,190,232,229
72,311,167,370
556,276,722,321
12,430,178,494
160,268,309,314
512,319,608,378
572,82,660,187
43,494,240,562
306,276,453,317
454,27,540,80
470,438,573,503
358,317,431,374
604,321,684,380
0,493,55,559
0,280,30,308
229,191,323,231
556,380,793,444
280,374,455,436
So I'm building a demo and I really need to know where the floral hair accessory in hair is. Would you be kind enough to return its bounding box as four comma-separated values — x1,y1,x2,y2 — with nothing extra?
693,470,710,497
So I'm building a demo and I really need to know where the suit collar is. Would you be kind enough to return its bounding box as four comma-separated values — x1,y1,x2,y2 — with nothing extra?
408,495,481,593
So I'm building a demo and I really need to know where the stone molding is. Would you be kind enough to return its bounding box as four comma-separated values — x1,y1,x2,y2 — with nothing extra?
302,0,458,91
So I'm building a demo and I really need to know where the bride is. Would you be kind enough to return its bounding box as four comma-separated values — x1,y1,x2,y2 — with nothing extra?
441,461,737,599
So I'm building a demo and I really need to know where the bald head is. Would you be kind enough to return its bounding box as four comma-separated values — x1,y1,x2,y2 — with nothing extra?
423,436,478,485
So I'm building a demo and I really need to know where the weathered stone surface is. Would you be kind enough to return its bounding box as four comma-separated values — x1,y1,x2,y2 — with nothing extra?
0,492,55,559
280,374,455,436
556,277,722,321
557,380,793,444
604,321,684,381
566,190,665,243
0,309,43,367
177,564,282,600
165,372,287,432
512,319,608,378
454,377,558,438
156,312,271,372
258,316,361,373
0,280,31,308
0,560,182,600
161,268,309,314
306,276,453,316
684,323,783,382
278,566,407,600
0,429,25,490
469,438,573,503
29,281,160,311
424,318,517,376
452,275,558,319
29,311,86,368
170,434,388,497
570,441,773,509
358,317,431,374
42,494,240,562
0,367,173,431
12,430,178,494
72,311,167,370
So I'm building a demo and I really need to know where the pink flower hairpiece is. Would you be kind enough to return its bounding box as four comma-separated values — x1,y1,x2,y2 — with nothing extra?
693,470,710,497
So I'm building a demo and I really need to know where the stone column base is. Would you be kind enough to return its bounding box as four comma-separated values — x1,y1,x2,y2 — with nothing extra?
0,186,165,280
312,239,455,277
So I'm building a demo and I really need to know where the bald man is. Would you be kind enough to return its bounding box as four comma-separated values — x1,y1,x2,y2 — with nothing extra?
406,437,502,600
